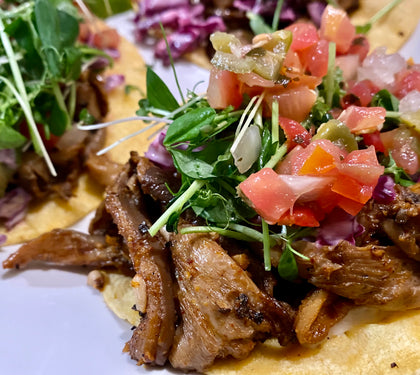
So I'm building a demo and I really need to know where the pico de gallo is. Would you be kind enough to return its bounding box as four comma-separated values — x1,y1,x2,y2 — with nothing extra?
137,3,419,279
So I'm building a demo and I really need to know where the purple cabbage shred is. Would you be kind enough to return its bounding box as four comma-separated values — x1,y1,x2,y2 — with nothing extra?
133,0,226,64
372,175,396,204
0,149,17,170
105,74,125,92
145,130,174,169
0,234,6,246
0,187,32,231
316,208,364,247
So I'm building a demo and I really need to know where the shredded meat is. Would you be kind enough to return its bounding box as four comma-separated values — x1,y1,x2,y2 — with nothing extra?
2,228,132,273
357,184,420,260
136,157,180,206
169,231,295,372
294,289,353,345
75,70,109,121
105,152,176,366
295,240,420,310
14,68,113,201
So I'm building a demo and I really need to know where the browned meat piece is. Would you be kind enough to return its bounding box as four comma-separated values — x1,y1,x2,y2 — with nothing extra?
136,157,180,206
105,152,175,366
84,129,122,187
294,289,353,345
2,228,132,273
357,185,420,260
85,153,122,187
16,128,109,200
76,70,109,121
169,232,295,372
295,241,420,310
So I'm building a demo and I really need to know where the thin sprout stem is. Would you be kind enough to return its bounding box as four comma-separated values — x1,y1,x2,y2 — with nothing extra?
52,81,70,129
264,142,287,169
271,100,279,144
369,0,403,25
271,0,284,31
96,120,161,155
0,18,56,176
78,116,172,130
0,76,57,176
262,219,271,271
326,42,336,108
235,96,258,137
68,83,76,121
227,223,265,242
385,110,401,119
148,180,205,236
160,23,185,105
231,93,265,153
179,226,255,242
287,243,310,261
170,93,206,117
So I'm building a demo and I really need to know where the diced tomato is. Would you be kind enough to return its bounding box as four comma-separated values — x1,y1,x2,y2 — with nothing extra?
20,121,60,151
346,35,370,62
336,195,365,216
78,22,90,43
362,131,385,153
344,80,380,107
207,68,242,109
336,54,359,81
238,168,296,224
264,86,317,123
277,206,320,227
320,5,356,54
338,105,386,134
338,146,384,186
298,145,337,175
277,139,346,175
283,50,303,73
92,28,120,50
331,175,374,204
285,22,319,52
298,39,329,77
278,117,311,151
380,128,420,175
392,69,420,99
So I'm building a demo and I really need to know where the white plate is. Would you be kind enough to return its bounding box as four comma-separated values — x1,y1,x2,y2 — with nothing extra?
1,11,420,375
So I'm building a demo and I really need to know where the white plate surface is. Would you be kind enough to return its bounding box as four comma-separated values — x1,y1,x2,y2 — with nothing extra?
1,11,420,375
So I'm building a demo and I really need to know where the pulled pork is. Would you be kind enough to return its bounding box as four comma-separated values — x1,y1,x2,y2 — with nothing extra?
4,154,420,372
12,69,120,203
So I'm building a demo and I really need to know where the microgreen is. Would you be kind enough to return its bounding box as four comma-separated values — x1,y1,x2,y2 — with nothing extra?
0,0,107,176
384,154,415,186
246,0,284,34
355,0,403,34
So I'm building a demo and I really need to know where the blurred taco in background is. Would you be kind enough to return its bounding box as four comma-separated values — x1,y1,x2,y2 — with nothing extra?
0,0,150,245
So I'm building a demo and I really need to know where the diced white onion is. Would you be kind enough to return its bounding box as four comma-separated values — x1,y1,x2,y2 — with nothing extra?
399,90,420,113
231,125,261,173
357,47,406,87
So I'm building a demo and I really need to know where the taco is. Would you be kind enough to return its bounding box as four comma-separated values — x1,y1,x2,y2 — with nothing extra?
3,3,420,375
0,1,150,245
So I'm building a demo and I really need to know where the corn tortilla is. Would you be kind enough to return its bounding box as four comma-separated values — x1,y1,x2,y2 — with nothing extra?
99,272,420,374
